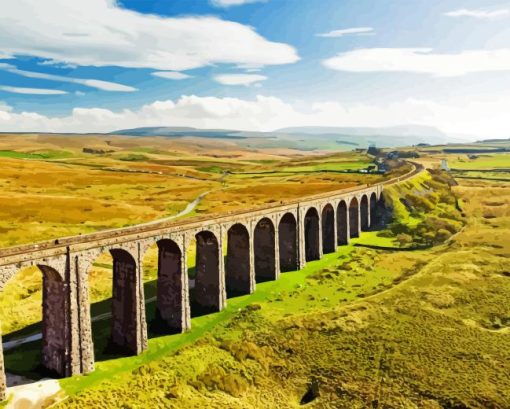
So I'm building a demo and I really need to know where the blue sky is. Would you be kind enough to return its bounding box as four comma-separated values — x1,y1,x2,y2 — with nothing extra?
0,0,510,138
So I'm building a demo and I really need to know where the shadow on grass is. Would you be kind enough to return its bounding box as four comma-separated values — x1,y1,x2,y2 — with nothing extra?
226,288,252,299
4,279,156,379
255,276,277,284
3,268,256,380
3,241,356,382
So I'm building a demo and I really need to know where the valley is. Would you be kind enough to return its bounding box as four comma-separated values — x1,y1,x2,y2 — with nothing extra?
0,135,508,408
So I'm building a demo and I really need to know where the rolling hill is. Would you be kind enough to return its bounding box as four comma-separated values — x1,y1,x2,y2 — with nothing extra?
110,124,457,150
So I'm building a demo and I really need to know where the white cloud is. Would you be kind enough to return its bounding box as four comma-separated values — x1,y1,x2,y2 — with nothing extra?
0,63,136,92
0,94,508,139
0,85,67,95
211,0,264,7
0,0,298,71
38,60,78,69
316,27,375,38
79,79,135,92
323,48,510,77
152,71,192,80
444,8,510,19
214,73,267,85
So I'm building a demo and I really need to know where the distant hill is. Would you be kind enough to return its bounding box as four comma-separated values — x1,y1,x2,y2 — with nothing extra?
276,125,446,139
275,125,452,148
110,126,248,139
475,137,510,144
110,124,457,150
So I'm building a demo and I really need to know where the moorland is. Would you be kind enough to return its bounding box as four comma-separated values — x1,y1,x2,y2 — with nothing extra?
0,133,509,408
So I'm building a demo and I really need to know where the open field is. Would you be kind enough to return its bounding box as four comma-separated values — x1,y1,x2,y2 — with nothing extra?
448,152,510,170
11,168,500,408
0,134,382,249
0,134,390,337
411,143,509,188
1,137,509,408
4,163,508,408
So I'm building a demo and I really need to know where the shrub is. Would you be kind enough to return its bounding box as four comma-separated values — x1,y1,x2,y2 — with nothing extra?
396,233,413,247
382,170,464,246
435,228,452,243
196,364,249,397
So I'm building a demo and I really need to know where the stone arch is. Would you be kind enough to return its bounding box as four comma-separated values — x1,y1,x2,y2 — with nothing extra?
37,265,68,376
360,194,369,231
254,217,276,282
336,200,349,245
278,212,298,272
194,230,222,313
370,192,377,227
155,239,189,333
226,223,252,296
109,248,145,355
349,197,360,238
0,263,71,387
321,204,335,254
304,207,320,262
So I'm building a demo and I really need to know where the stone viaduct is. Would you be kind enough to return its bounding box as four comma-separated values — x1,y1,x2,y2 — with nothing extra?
0,164,422,400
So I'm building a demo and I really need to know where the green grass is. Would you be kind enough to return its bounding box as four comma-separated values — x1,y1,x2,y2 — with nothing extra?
117,153,150,162
281,161,369,172
449,153,510,170
3,239,390,396
0,150,72,160
3,232,415,401
196,166,225,173
6,167,507,408
354,231,396,247
55,175,510,408
60,245,358,395
451,170,510,181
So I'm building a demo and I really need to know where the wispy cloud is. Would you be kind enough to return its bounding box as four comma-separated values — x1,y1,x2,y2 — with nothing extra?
0,63,136,92
210,0,264,7
0,85,67,95
316,27,375,38
214,74,267,85
152,71,192,80
78,79,136,92
323,48,510,77
444,8,510,19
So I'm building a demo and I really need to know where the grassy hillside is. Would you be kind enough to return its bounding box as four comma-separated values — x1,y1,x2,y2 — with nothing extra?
0,135,382,248
20,168,503,408
2,138,509,408
0,136,390,339
448,152,510,170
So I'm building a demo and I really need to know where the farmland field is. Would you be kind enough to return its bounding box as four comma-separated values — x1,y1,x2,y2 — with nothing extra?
0,134,385,248
448,152,510,170
19,156,508,409
0,133,389,339
1,136,509,409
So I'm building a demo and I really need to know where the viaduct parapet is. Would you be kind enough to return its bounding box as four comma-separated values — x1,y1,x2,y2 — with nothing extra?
0,163,423,400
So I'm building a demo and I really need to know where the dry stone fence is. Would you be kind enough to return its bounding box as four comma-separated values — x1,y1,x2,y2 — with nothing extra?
0,163,422,400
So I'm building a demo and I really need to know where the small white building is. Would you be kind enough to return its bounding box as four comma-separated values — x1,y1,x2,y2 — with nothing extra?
440,159,450,171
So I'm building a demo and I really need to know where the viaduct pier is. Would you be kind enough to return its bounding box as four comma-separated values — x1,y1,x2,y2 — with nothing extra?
0,163,423,400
